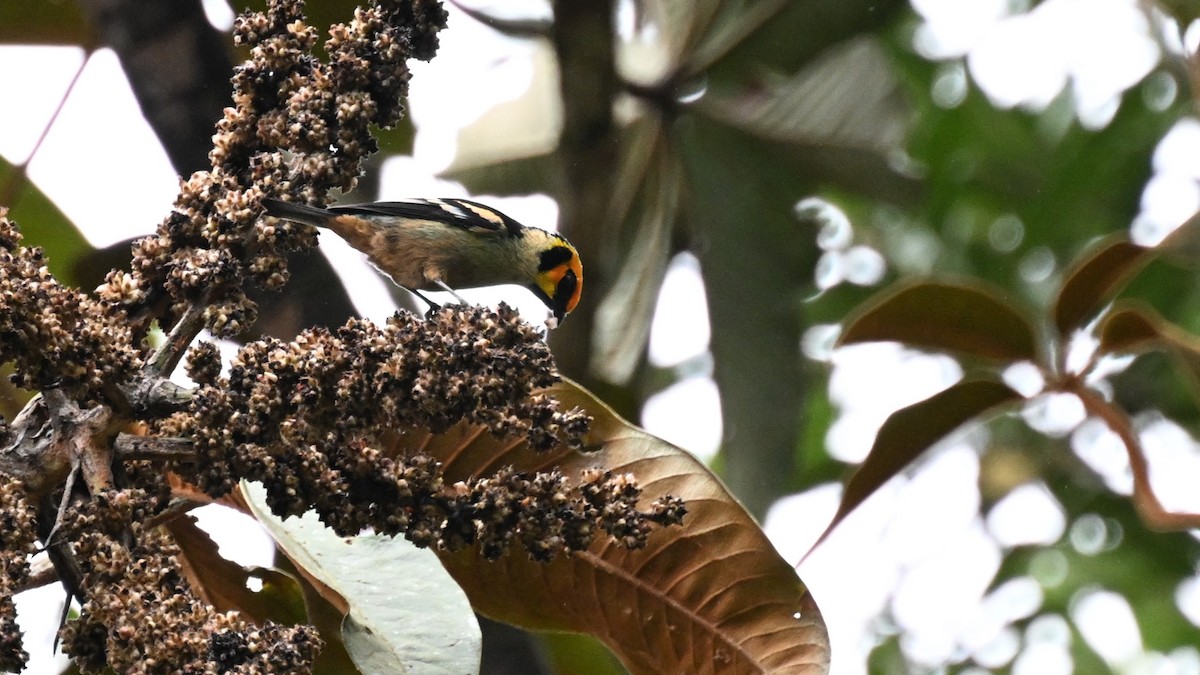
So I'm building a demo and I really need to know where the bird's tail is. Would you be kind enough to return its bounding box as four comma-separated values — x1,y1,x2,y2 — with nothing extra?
261,198,333,228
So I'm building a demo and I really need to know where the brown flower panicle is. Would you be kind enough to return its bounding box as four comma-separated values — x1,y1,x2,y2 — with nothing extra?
460,466,687,562
0,477,37,670
173,303,678,561
95,0,448,340
57,488,319,674
3,0,449,670
0,0,686,671
0,213,141,404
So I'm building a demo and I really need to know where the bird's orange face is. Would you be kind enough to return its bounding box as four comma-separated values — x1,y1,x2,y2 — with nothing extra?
534,240,583,322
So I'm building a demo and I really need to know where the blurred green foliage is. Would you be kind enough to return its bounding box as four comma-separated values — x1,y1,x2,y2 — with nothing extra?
453,2,1200,672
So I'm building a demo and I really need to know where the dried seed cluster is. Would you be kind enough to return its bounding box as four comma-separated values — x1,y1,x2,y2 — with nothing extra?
175,305,606,541
0,477,36,671
171,302,683,559
94,0,448,339
1,0,688,670
450,466,687,562
57,489,319,674
0,213,140,403
4,1,450,669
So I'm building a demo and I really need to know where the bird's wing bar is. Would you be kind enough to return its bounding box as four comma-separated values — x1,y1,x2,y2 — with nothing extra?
329,199,524,237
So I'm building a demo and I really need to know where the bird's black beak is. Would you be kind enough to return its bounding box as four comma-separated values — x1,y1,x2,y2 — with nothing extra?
551,270,577,324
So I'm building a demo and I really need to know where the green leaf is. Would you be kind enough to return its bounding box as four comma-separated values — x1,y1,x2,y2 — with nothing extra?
242,481,482,675
589,118,677,385
1156,0,1200,32
691,0,907,78
2,157,94,287
838,278,1040,362
1053,236,1152,337
993,486,1200,661
810,378,1023,553
0,3,89,44
697,37,905,158
540,632,628,675
376,112,417,157
887,36,1180,283
683,0,793,75
441,151,563,197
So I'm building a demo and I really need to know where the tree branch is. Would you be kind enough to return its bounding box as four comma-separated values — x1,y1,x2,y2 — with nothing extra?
113,434,195,462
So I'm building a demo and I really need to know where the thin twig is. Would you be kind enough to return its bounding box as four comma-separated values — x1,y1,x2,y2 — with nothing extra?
1071,382,1200,531
42,459,80,550
147,298,208,376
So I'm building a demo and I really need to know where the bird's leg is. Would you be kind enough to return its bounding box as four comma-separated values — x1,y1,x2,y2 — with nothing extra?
433,279,469,305
407,288,442,319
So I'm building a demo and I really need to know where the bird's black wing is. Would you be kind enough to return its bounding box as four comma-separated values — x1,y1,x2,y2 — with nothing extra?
329,199,524,237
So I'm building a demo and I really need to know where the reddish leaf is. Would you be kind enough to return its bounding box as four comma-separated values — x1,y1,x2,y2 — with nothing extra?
809,379,1023,553
1156,209,1200,265
1053,236,1152,337
838,279,1039,362
1096,301,1200,406
168,515,307,627
1096,301,1165,355
423,379,830,675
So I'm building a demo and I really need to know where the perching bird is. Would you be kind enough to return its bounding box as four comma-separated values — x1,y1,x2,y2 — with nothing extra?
262,198,583,324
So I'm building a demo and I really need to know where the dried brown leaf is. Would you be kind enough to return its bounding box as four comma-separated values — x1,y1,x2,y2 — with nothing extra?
425,378,830,675
168,515,306,627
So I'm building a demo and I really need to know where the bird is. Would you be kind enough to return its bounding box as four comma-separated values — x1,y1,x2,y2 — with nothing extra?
262,197,582,324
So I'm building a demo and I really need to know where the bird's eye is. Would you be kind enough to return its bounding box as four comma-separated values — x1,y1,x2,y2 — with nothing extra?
539,246,575,273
